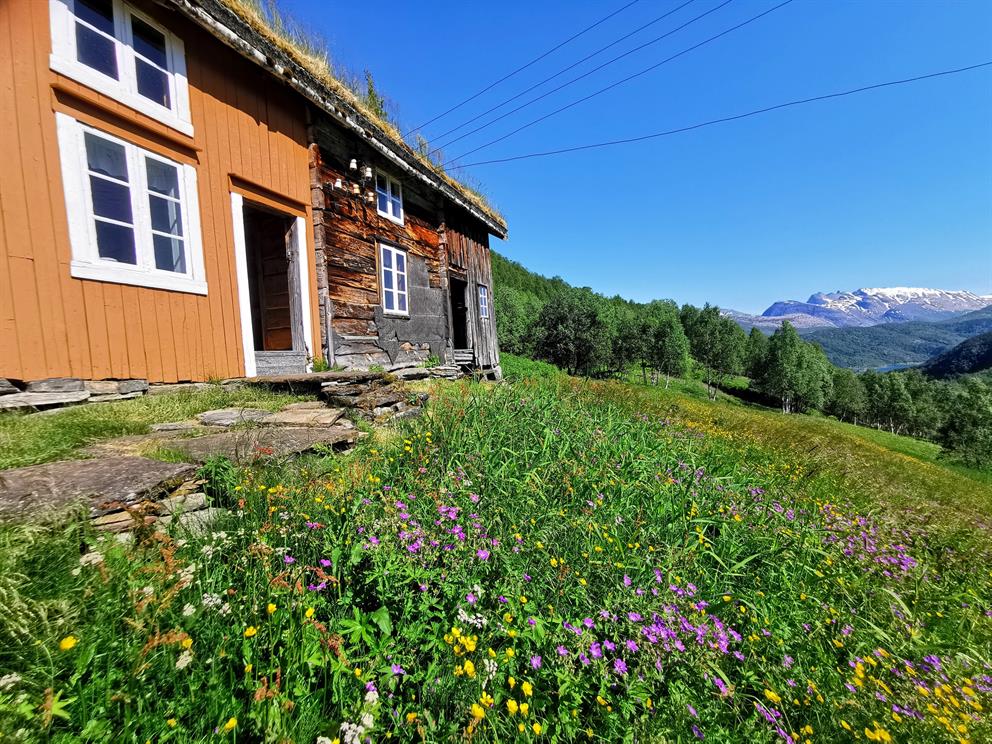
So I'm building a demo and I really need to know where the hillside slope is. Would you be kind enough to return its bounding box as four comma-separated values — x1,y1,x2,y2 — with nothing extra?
922,330,992,378
804,305,992,369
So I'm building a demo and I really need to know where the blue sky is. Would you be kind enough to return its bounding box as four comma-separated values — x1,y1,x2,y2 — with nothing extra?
283,0,991,313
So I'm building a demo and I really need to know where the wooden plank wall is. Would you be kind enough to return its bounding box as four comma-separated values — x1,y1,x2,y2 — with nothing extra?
0,0,319,382
310,124,443,343
446,216,501,371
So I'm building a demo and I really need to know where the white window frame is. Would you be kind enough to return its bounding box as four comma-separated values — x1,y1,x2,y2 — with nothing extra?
55,112,207,294
478,284,490,319
375,170,404,225
379,242,409,317
49,0,193,136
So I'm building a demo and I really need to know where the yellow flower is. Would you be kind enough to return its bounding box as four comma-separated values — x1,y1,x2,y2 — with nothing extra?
519,596,528,604
166,718,177,728
518,723,526,733
244,626,257,638
522,681,533,697
520,702,529,716
181,638,193,650
463,659,476,678
578,578,587,586
508,676,516,689
471,703,485,720
764,689,782,705
223,717,237,731
406,712,418,724
244,664,253,674
507,700,519,715
532,722,542,735
506,648,515,659
59,635,78,651
267,603,277,615
305,607,315,619
354,668,363,678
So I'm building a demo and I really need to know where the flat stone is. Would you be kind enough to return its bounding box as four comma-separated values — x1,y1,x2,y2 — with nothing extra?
0,391,91,412
26,377,84,393
167,426,359,463
167,507,226,535
0,457,197,520
84,380,121,395
357,388,408,410
392,406,424,421
265,408,344,427
197,408,273,427
150,421,201,432
393,367,430,381
88,391,144,403
117,379,149,394
280,401,329,411
158,491,207,515
0,378,22,396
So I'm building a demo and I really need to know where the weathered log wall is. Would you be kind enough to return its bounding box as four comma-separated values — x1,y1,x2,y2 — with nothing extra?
445,217,501,375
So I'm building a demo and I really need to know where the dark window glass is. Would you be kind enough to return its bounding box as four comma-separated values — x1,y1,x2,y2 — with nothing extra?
384,292,394,311
75,0,115,35
383,270,393,290
153,235,186,273
85,134,128,180
131,17,167,67
145,158,179,197
75,23,118,78
149,195,182,235
136,60,170,107
90,177,132,223
398,294,407,312
95,221,136,263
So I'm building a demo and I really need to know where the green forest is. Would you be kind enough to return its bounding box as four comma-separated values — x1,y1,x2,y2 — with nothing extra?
492,253,992,469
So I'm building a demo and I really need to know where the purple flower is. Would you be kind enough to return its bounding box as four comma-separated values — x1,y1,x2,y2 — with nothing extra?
603,640,616,652
623,575,632,587
476,549,490,561
556,645,569,656
590,642,603,659
692,724,705,740
530,655,542,670
687,704,698,718
283,555,296,564
625,639,638,653
466,593,477,605
613,658,628,675
391,664,406,676
582,617,595,629
319,559,332,568
523,573,532,582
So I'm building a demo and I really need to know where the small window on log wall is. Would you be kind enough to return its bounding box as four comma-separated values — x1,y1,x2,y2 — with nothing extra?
375,171,403,225
380,243,408,315
478,285,490,319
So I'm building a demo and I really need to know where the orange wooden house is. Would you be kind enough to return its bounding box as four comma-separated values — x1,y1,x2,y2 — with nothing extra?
1,0,506,385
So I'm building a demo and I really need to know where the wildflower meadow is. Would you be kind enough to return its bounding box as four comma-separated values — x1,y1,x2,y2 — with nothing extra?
1,375,990,742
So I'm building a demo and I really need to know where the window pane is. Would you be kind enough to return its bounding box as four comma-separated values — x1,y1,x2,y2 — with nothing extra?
75,24,118,79
383,269,393,290
396,252,405,273
381,249,391,269
136,59,171,108
85,134,128,180
153,234,186,273
384,292,394,311
377,191,389,215
149,195,183,235
95,221,136,263
90,177,132,223
397,274,405,292
131,17,168,67
145,158,179,197
391,194,402,218
75,0,115,35
398,294,407,312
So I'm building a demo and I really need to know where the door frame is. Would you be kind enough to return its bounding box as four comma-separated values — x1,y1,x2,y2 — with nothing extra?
231,192,313,377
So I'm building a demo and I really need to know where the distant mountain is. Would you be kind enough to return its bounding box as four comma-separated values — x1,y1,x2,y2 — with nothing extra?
921,331,992,379
804,306,992,370
728,287,992,332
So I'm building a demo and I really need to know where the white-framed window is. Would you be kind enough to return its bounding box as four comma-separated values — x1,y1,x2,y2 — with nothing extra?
55,113,206,294
375,171,404,225
49,0,193,135
379,243,408,315
478,285,490,319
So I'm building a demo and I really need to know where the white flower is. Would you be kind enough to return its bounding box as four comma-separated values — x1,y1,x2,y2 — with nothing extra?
0,673,22,691
316,738,333,744
219,602,231,616
80,552,104,566
175,650,194,670
182,603,196,617
360,713,373,729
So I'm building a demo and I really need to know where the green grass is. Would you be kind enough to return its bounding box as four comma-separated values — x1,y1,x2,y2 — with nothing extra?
500,353,564,380
1,375,989,742
0,386,304,470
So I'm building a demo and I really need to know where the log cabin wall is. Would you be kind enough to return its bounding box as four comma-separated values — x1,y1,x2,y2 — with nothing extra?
445,215,501,375
309,122,453,369
0,0,319,383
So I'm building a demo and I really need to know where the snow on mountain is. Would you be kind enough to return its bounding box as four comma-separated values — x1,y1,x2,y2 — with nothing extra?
726,287,992,332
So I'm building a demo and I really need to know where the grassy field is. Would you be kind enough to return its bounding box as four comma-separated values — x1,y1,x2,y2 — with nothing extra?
0,386,303,470
1,373,990,742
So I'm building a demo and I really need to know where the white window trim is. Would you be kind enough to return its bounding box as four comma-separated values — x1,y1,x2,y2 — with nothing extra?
379,242,409,317
375,170,404,226
56,112,207,294
478,284,490,319
49,0,193,136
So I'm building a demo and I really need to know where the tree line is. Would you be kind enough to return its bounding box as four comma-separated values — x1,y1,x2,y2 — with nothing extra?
491,253,992,469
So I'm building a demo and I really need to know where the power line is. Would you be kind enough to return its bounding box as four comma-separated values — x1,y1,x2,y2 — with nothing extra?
443,0,795,168
446,61,992,169
431,0,737,156
403,0,643,137
426,0,703,148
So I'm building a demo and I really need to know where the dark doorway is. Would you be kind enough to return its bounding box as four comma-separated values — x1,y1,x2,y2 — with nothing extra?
243,204,296,352
450,277,470,349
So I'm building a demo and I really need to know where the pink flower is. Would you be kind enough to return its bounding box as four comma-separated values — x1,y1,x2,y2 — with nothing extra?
476,549,490,561
530,655,542,669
